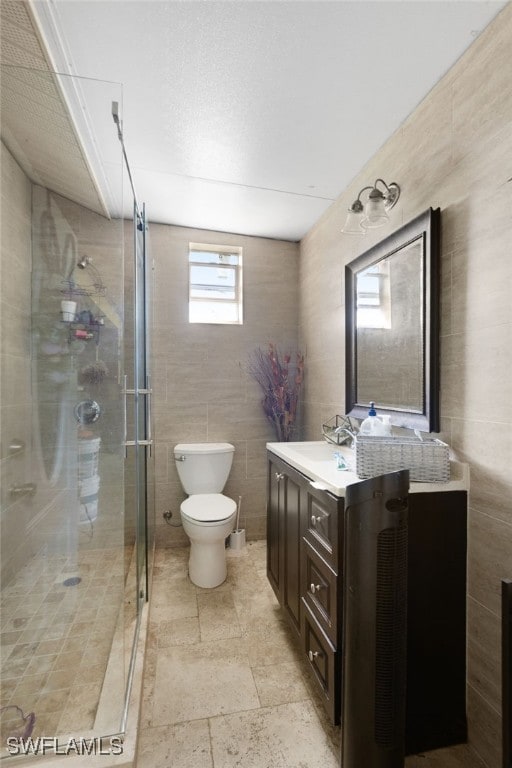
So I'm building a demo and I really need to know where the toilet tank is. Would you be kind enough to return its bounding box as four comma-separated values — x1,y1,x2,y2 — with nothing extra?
174,443,234,494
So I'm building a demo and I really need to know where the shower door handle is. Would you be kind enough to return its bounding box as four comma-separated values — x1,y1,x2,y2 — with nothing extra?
123,375,153,457
138,377,153,457
145,375,153,458
122,375,137,457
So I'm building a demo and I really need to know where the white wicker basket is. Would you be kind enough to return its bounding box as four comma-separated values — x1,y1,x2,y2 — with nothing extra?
355,435,450,483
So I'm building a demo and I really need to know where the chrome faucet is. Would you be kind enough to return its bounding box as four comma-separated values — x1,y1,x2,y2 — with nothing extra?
333,426,357,446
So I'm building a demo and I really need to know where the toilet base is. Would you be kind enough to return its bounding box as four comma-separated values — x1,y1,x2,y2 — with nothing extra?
188,538,228,588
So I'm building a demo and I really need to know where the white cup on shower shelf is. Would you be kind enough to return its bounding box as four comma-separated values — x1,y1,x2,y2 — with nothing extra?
61,300,77,322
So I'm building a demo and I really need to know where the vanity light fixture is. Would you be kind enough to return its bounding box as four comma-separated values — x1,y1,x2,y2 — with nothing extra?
341,178,401,234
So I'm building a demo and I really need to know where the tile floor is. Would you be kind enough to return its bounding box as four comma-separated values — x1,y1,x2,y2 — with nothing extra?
136,541,486,768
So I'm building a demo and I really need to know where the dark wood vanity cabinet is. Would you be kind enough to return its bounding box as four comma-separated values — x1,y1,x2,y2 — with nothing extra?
266,450,468,754
267,453,344,722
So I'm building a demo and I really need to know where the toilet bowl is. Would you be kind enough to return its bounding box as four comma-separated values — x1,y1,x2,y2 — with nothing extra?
180,494,237,588
174,443,236,588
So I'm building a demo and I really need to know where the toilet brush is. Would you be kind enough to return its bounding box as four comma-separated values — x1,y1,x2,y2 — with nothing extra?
229,496,245,551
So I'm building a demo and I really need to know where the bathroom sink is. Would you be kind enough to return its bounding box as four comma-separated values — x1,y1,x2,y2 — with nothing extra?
266,440,469,497
284,441,351,462
266,440,358,496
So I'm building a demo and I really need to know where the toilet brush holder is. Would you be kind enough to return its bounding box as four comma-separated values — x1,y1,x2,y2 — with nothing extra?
230,495,245,551
230,528,246,551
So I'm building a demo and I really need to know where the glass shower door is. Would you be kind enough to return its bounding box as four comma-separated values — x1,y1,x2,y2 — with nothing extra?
134,204,154,607
0,56,153,754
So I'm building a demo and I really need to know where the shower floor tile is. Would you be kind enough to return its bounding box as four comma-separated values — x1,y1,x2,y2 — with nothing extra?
0,545,132,743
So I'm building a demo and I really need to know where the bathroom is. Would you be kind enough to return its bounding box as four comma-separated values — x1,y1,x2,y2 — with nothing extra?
1,1,511,767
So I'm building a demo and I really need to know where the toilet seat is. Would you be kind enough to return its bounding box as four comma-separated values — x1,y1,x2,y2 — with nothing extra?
181,493,237,524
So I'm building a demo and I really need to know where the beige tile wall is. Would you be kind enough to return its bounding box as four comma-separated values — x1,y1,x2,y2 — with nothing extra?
148,223,300,546
298,5,512,766
0,143,34,583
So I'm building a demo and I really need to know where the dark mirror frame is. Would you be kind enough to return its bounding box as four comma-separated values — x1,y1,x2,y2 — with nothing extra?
345,207,441,432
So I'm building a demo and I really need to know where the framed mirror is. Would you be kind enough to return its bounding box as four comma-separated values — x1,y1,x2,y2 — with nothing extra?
345,207,441,432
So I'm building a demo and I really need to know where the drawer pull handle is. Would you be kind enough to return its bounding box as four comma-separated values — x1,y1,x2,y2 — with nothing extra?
308,650,322,662
275,472,284,481
310,583,324,594
311,512,329,527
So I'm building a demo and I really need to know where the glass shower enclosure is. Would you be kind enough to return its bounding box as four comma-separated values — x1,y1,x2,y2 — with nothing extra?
0,61,154,756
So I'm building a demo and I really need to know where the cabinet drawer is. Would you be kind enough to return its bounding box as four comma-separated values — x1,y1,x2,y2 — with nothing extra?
301,540,339,645
301,604,340,725
303,485,341,571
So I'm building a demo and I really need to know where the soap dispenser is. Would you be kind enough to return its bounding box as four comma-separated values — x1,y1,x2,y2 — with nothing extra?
359,402,386,436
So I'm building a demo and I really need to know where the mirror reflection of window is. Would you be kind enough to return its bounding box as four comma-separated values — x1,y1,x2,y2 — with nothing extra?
356,238,424,412
356,260,391,329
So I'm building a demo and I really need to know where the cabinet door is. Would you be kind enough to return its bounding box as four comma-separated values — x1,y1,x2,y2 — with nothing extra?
282,472,301,634
266,455,302,636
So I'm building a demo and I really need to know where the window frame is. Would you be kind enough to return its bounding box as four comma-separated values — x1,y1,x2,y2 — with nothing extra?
188,242,243,325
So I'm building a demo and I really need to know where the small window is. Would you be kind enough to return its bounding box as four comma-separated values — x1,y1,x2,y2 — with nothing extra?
188,243,243,324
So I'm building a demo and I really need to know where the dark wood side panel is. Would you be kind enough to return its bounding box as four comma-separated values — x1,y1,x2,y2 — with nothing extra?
406,491,468,754
503,579,512,768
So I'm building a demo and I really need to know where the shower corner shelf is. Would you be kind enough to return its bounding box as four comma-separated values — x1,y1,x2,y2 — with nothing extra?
60,277,107,299
65,319,103,345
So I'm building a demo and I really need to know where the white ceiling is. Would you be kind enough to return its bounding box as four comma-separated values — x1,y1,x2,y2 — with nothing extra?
31,0,507,241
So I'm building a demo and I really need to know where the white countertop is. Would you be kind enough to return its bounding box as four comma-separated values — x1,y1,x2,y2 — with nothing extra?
266,440,469,498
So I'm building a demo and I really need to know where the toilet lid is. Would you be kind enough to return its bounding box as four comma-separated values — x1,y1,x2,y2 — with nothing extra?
181,494,237,523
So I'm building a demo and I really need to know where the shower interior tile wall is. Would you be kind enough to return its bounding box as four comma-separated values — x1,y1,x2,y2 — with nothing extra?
298,6,512,766
149,223,300,547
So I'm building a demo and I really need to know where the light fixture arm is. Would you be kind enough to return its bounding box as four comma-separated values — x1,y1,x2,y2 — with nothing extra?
355,185,374,203
347,186,373,214
373,178,400,209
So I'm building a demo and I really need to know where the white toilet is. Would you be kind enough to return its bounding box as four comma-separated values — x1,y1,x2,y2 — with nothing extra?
174,442,237,588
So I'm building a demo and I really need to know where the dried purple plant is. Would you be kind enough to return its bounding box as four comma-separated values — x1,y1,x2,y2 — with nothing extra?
248,343,304,442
